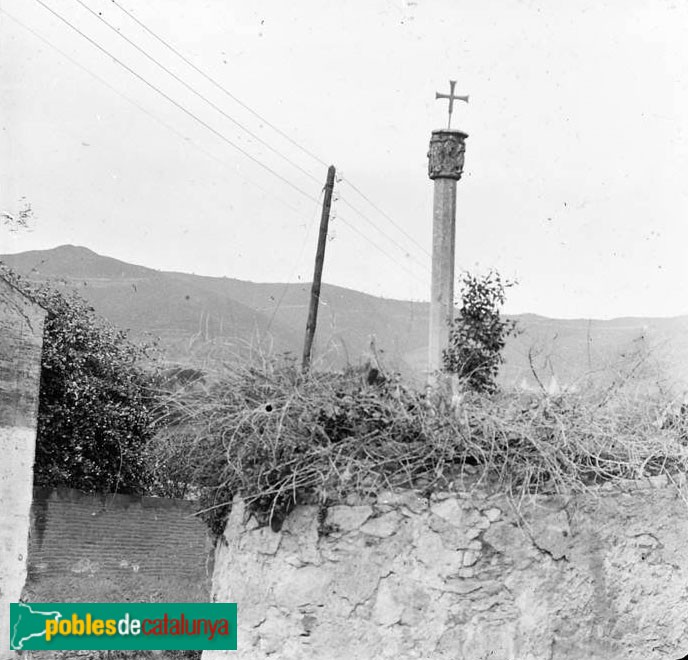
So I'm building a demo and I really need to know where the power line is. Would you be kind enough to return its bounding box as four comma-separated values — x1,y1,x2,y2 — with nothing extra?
337,195,431,274
73,0,323,187
6,11,426,308
339,177,431,258
336,213,427,287
108,0,328,169
0,8,309,222
107,0,431,267
25,0,430,291
106,0,432,275
32,0,322,206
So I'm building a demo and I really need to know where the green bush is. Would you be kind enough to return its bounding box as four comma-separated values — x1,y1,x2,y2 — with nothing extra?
443,271,519,392
1,267,160,494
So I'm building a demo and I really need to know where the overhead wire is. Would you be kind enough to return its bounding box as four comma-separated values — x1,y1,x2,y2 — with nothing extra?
0,9,310,222
108,0,329,169
335,214,427,287
31,0,323,206
73,0,324,188
336,196,431,274
338,177,431,258
24,0,431,292
104,0,432,270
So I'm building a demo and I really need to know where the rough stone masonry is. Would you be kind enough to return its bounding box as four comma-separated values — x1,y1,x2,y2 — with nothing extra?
0,276,47,660
204,481,688,660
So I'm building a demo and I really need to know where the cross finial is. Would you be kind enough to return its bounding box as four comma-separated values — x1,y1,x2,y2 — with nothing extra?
435,80,469,129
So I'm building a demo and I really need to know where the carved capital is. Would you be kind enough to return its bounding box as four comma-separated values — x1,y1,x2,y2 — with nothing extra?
427,130,468,180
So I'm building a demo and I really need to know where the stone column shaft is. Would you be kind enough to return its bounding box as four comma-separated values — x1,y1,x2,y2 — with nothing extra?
428,178,457,373
427,129,468,377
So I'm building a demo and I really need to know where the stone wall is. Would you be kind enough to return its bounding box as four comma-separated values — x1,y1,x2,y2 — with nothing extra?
28,487,214,583
0,276,46,660
204,484,688,660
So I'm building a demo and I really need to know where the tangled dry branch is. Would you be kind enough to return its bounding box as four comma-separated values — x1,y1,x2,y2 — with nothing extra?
146,357,688,534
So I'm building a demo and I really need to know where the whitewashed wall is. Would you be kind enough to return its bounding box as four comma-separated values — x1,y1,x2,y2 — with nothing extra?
0,278,46,660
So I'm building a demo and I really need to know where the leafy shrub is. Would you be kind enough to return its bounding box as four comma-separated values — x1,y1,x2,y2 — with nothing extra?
443,271,519,392
1,267,160,494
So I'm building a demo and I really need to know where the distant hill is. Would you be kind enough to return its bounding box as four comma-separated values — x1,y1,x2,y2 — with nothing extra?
3,245,688,390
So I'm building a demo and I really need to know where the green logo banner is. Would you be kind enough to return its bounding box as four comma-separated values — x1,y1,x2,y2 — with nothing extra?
10,602,237,651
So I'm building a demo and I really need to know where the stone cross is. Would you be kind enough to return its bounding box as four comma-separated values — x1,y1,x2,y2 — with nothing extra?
435,80,469,129
426,103,469,380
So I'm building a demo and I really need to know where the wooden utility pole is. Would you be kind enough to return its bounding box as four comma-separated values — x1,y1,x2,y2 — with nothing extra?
302,165,336,372
427,81,469,380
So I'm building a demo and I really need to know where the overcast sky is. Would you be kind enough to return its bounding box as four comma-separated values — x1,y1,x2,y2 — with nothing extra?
1,0,687,319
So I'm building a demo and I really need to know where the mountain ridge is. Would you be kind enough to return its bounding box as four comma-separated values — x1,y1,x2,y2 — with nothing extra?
3,245,687,389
